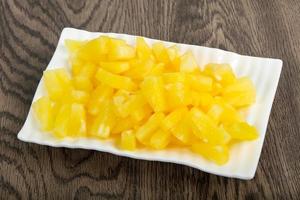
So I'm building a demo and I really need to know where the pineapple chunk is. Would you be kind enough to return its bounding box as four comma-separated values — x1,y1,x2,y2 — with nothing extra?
120,130,136,150
113,91,151,121
188,92,213,110
148,63,165,76
179,51,198,72
69,55,84,76
43,69,72,101
112,90,132,117
60,90,90,105
162,107,188,131
124,58,155,80
76,63,97,79
212,82,223,96
191,142,229,165
171,113,195,144
95,68,137,91
190,108,231,144
165,83,190,109
222,77,256,107
136,112,165,145
108,38,126,47
127,94,152,122
65,39,85,54
111,118,136,134
225,122,259,140
89,100,116,139
163,72,186,84
108,44,135,60
53,104,71,138
186,74,213,92
67,103,87,137
150,129,171,149
167,45,180,61
152,42,170,64
204,63,236,85
77,36,108,62
32,96,55,131
100,61,130,74
207,102,243,124
69,90,90,104
73,76,93,92
141,76,166,112
87,85,114,115
136,37,152,59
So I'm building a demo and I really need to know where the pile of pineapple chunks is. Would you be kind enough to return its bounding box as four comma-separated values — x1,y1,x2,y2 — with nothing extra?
33,35,258,165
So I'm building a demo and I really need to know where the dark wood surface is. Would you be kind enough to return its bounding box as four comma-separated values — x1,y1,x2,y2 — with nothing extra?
0,0,299,199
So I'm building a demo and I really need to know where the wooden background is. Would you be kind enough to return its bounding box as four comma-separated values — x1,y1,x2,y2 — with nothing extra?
0,0,299,199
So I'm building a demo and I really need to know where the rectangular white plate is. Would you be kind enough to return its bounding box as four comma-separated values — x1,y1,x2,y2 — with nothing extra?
17,27,282,180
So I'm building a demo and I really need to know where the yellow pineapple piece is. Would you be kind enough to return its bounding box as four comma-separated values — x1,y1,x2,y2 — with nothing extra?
188,92,214,110
73,76,93,92
65,39,85,54
162,107,187,131
204,63,236,85
108,43,135,60
148,63,165,76
32,96,55,131
127,94,152,122
165,83,190,109
169,56,181,72
76,36,109,62
130,103,152,122
222,77,256,107
136,37,152,59
150,129,171,149
125,58,156,80
89,100,116,139
70,56,84,76
95,68,137,91
152,42,170,64
108,38,126,46
68,90,90,104
53,104,71,138
186,74,213,92
136,112,165,145
141,76,166,112
179,50,198,72
111,117,136,134
112,90,132,117
99,61,130,74
120,130,136,150
43,69,72,101
207,104,223,124
163,72,186,84
225,122,258,140
191,142,229,165
113,91,151,122
212,82,223,96
167,45,180,61
190,108,231,144
76,63,97,79
171,113,196,144
87,85,114,115
67,103,87,137
207,102,243,124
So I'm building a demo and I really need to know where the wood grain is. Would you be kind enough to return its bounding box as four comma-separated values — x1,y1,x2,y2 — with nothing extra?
0,0,299,199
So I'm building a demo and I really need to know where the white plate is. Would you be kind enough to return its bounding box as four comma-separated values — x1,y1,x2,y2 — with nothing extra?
17,28,282,180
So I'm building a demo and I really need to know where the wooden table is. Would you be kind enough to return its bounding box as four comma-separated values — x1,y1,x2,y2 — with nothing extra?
1,0,299,199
